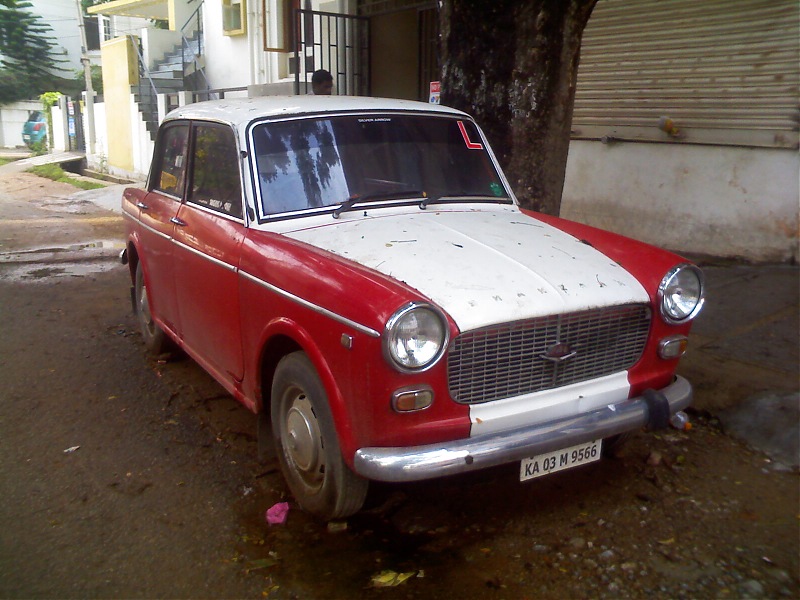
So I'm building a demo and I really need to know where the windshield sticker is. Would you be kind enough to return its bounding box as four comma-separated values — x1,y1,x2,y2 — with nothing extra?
358,118,393,123
458,121,483,150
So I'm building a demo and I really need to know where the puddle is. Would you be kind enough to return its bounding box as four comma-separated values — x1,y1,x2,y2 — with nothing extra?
0,240,125,264
0,240,126,282
0,259,120,282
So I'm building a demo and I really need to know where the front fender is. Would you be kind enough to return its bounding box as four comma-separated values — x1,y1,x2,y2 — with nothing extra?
253,315,364,463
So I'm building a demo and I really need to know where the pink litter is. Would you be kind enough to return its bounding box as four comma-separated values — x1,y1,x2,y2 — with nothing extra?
265,502,290,525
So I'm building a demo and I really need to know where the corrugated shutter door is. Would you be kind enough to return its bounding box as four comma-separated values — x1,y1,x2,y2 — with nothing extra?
573,0,799,148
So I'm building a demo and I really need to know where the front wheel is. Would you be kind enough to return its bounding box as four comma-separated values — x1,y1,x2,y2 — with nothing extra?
134,262,170,355
271,352,368,520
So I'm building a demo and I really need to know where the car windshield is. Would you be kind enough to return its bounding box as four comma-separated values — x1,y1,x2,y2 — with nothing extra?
251,114,509,217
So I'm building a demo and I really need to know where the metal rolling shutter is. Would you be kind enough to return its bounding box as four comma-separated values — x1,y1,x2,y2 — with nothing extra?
572,0,799,148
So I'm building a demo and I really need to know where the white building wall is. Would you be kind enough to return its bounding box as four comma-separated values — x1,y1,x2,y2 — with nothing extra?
28,0,151,73
202,1,255,89
561,142,799,263
0,101,41,148
29,0,84,76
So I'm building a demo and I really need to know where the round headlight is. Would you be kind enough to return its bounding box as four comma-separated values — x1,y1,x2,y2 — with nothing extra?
658,264,705,324
384,303,449,372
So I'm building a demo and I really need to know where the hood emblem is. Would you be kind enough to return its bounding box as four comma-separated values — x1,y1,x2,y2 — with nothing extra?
541,341,577,363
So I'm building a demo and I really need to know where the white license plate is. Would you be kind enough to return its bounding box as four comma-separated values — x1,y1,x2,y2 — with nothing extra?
520,439,602,482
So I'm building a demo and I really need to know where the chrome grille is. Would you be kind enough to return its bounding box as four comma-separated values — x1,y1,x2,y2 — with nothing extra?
447,304,651,404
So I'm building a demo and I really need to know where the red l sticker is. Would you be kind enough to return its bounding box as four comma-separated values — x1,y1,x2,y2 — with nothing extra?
458,121,483,150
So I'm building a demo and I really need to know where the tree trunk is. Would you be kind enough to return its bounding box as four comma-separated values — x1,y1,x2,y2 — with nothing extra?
440,0,597,215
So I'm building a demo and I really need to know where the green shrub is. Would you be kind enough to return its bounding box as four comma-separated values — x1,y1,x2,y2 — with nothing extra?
27,164,105,190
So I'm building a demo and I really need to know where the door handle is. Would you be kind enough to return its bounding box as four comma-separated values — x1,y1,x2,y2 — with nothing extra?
170,217,187,227
136,202,148,210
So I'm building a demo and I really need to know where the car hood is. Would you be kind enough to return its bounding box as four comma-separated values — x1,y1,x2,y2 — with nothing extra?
282,205,649,332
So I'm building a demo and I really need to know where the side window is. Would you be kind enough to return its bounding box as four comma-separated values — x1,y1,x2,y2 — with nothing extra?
188,124,243,219
153,124,189,197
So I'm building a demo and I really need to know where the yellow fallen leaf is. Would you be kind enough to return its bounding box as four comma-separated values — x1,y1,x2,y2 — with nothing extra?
371,570,415,587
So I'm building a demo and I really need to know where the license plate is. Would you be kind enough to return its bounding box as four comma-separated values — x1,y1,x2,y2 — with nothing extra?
520,439,602,482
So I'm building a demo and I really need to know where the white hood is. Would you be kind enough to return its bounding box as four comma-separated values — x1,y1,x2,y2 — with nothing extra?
282,205,648,332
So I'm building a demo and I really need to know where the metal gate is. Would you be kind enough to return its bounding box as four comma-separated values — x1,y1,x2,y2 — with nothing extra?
66,99,85,152
292,9,370,96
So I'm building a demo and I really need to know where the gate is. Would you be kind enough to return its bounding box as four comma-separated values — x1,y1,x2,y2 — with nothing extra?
292,9,370,96
66,99,85,152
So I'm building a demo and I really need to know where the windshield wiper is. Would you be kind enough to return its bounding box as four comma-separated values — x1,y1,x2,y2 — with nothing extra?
332,189,425,219
420,194,511,209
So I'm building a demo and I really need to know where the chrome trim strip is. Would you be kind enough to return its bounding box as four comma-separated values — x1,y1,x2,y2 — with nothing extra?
127,212,380,337
126,214,172,242
353,376,693,482
171,239,237,273
239,270,381,338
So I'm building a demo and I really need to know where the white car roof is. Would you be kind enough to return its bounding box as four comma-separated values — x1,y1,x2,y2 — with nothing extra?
164,95,469,127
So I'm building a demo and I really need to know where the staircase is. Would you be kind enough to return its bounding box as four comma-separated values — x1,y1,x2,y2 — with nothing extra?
134,33,208,142
133,2,208,141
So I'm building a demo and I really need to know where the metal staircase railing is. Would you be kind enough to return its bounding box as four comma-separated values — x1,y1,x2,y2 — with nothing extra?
180,1,211,93
130,0,209,141
132,35,161,141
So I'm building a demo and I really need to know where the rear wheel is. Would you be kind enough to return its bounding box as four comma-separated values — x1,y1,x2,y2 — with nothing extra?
134,262,170,355
271,352,368,520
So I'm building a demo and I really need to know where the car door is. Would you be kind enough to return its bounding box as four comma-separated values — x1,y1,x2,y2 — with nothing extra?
171,122,245,382
136,121,189,337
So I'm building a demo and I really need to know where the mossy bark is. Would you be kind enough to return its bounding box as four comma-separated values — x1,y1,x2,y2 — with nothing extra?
440,0,597,215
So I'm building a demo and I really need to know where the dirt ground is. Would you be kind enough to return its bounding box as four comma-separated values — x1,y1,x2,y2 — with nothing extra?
0,172,798,599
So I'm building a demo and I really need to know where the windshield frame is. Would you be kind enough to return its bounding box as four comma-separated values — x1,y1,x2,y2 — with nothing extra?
245,110,516,224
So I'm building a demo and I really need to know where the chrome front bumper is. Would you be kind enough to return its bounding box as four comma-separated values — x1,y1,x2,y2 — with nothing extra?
353,376,692,482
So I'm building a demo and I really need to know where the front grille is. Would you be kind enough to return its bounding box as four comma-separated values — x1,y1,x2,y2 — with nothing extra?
447,304,651,404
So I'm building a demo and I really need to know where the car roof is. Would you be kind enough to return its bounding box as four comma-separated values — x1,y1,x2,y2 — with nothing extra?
163,95,469,127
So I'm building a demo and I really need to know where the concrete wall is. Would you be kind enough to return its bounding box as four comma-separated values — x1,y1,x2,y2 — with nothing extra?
29,0,84,76
203,1,253,89
0,100,41,148
141,28,183,71
561,141,799,263
100,36,139,173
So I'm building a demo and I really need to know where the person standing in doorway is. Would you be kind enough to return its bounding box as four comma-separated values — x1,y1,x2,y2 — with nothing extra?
311,69,334,95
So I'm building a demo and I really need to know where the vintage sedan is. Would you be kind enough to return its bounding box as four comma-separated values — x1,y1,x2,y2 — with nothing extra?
121,96,704,520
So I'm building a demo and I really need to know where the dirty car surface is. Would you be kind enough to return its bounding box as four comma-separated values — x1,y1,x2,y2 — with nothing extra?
121,96,705,520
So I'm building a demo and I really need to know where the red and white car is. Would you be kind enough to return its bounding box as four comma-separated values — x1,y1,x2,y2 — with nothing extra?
121,96,704,520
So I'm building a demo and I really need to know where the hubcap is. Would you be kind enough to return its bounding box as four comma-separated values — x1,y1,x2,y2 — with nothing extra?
139,285,153,326
284,393,324,490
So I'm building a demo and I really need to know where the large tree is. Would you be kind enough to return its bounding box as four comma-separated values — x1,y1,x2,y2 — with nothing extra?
0,0,63,103
440,0,597,216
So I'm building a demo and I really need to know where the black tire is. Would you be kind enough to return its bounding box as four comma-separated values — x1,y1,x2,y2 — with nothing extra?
271,352,368,520
134,262,170,355
602,432,633,457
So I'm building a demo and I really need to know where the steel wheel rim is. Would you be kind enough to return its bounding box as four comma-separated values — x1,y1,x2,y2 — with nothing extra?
138,282,158,338
283,391,324,492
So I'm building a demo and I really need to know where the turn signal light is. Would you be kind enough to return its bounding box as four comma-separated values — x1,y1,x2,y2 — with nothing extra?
392,386,434,412
658,335,688,359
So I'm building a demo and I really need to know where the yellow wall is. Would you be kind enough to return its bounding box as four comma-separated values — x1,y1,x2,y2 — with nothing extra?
100,36,139,172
